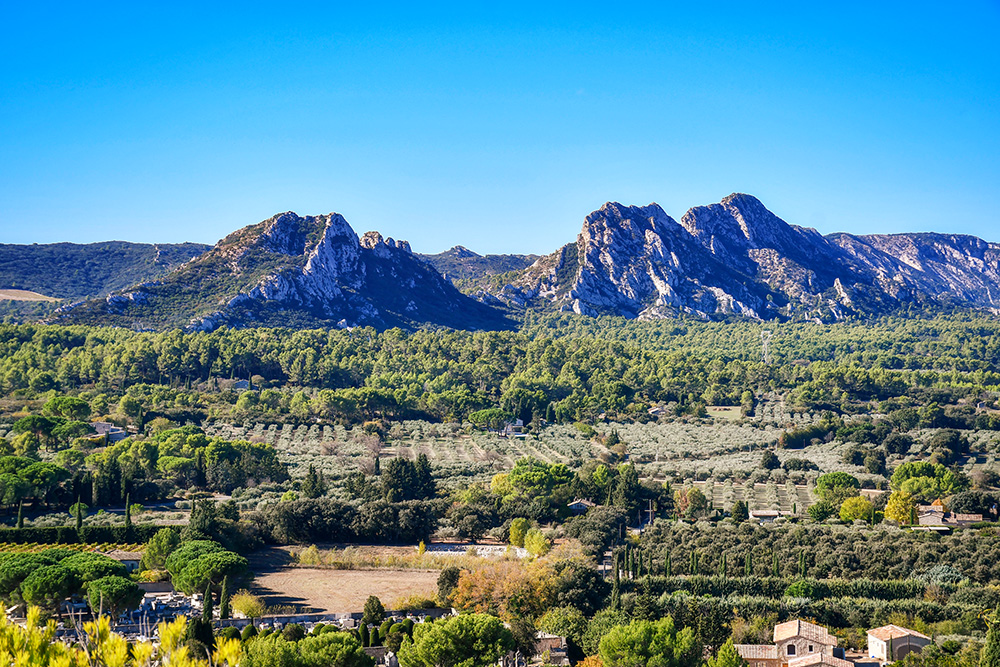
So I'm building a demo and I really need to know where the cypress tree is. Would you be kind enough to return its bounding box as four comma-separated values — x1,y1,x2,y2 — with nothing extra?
202,581,213,623
75,497,83,531
16,501,23,530
773,552,779,577
664,553,671,577
219,576,231,619
798,551,807,578
719,553,727,578
745,552,752,577
611,552,621,610
360,623,370,647
691,550,698,575
125,493,132,529
983,607,1000,667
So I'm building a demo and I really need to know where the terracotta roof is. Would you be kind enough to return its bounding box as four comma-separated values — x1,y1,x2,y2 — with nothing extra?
735,645,779,660
751,510,781,517
102,550,143,560
787,654,854,667
774,620,837,646
867,625,931,642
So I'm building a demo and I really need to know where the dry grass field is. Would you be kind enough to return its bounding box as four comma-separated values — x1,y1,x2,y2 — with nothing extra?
0,289,57,301
248,547,439,613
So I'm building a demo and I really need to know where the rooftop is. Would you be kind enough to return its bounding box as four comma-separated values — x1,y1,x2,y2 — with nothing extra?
774,620,837,645
867,625,931,642
787,654,854,667
735,645,779,660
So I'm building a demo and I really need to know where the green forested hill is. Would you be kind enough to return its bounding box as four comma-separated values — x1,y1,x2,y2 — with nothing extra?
1,312,998,426
418,246,538,293
0,241,210,299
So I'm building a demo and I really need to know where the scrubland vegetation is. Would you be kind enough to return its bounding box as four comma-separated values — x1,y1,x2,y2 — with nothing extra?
0,312,999,664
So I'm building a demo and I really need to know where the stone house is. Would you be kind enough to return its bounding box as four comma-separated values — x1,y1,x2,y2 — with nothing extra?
734,643,781,667
773,620,838,660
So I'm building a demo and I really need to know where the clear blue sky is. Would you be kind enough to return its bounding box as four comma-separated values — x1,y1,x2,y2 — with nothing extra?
2,2,998,253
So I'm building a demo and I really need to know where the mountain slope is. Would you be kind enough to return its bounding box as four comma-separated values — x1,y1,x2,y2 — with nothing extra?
53,212,513,331
0,241,210,299
485,194,1000,321
418,246,539,297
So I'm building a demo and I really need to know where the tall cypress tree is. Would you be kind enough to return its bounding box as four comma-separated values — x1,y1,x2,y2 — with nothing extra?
664,553,671,577
202,581,213,623
745,552,752,577
983,607,1000,667
691,550,698,575
75,496,83,531
799,552,807,578
719,553,727,578
219,575,231,620
611,552,621,610
773,552,780,578
124,493,132,529
16,501,23,530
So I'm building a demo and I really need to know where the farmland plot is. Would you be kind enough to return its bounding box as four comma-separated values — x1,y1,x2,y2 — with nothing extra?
691,481,816,514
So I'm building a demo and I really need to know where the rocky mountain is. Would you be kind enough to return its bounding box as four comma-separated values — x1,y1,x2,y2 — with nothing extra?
53,212,513,331
487,194,1000,321
0,241,210,300
23,195,1000,330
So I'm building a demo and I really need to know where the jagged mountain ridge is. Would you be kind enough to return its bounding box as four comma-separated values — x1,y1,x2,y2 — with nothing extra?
53,212,513,331
487,193,1000,321
38,195,1000,330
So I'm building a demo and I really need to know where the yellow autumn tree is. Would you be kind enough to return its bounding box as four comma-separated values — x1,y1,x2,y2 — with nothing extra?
0,606,241,667
884,491,917,525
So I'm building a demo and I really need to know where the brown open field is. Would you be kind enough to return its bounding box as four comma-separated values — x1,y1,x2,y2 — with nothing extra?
252,567,440,613
248,547,439,613
707,405,742,421
0,289,58,301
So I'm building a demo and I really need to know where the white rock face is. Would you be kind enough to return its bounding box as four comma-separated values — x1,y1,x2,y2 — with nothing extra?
496,193,1000,321
81,210,510,332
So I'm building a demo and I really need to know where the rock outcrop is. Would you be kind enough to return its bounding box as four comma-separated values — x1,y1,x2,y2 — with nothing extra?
44,195,1000,330
54,211,512,331
488,194,1000,321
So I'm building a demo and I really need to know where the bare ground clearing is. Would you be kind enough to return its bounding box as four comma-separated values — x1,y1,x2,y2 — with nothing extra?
248,547,439,613
0,289,57,301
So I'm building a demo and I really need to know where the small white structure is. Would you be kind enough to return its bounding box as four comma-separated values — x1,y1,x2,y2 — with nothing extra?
104,550,143,573
567,498,596,515
92,422,128,443
867,625,930,663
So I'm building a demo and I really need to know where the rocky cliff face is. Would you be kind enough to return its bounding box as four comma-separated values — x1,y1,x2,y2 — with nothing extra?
54,211,512,331
45,196,1000,330
489,194,1000,321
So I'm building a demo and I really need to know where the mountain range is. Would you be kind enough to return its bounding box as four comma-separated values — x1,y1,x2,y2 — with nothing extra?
6,193,997,331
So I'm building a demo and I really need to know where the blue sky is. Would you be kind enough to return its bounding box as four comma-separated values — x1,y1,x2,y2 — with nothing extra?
1,2,998,253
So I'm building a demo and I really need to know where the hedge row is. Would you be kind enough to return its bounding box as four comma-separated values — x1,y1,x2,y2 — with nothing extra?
0,525,169,545
646,593,985,630
626,575,927,601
